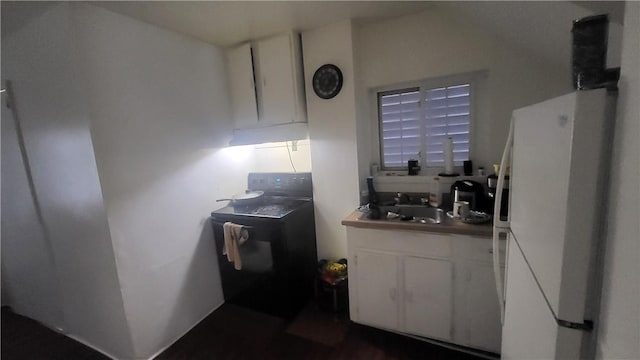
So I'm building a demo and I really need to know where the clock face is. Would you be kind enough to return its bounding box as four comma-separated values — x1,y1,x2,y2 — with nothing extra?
312,64,343,99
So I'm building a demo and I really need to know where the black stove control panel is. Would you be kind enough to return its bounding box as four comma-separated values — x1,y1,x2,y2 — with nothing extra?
248,172,312,197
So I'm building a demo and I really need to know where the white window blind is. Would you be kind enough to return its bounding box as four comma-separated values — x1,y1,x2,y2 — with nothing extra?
424,84,470,167
379,89,421,168
378,82,471,169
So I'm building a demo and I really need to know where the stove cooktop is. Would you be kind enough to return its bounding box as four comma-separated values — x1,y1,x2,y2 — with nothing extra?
212,197,311,219
213,173,313,219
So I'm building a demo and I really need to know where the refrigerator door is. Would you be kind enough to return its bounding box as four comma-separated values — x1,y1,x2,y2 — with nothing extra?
502,231,583,359
509,89,609,324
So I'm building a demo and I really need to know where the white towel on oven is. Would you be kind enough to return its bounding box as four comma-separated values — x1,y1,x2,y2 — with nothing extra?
223,222,249,270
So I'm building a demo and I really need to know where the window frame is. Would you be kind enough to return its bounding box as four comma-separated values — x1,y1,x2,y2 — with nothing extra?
375,73,478,173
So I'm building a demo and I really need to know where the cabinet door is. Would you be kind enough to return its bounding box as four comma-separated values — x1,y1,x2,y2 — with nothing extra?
403,256,453,341
255,34,296,126
227,43,258,129
464,262,504,353
354,249,399,331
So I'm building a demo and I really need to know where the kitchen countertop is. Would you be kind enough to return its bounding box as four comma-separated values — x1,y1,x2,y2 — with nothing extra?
341,210,493,237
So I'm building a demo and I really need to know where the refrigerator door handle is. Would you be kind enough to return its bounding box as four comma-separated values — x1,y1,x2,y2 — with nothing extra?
494,118,513,229
493,117,514,324
493,229,505,324
557,319,594,331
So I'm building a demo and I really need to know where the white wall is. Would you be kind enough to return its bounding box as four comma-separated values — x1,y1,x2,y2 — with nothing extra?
72,4,232,358
303,20,360,260
251,140,312,173
303,8,573,260
596,2,640,359
1,82,62,328
355,7,571,173
2,3,313,358
72,5,313,358
352,24,374,205
1,3,134,358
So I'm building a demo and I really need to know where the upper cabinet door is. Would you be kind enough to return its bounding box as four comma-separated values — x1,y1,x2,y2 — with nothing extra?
226,43,258,129
255,34,304,126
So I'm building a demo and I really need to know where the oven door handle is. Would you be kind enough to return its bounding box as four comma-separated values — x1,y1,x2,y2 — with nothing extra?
211,219,254,229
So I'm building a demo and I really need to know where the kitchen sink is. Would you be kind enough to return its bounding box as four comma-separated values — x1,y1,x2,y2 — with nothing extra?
377,205,445,224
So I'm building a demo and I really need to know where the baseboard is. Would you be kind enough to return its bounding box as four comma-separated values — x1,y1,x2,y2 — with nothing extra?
401,331,499,360
354,320,499,360
69,301,225,359
8,301,226,359
63,333,121,359
144,300,225,360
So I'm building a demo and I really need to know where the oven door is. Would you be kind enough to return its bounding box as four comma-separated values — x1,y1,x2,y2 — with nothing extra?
211,216,285,314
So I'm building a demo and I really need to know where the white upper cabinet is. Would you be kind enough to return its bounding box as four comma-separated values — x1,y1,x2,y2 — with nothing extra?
254,33,306,126
226,33,306,130
226,43,259,129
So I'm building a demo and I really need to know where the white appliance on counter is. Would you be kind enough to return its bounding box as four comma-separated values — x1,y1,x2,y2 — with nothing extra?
492,88,616,359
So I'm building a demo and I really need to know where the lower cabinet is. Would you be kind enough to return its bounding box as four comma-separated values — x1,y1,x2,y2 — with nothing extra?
461,262,504,352
354,249,453,341
346,227,504,354
353,249,399,331
403,256,453,341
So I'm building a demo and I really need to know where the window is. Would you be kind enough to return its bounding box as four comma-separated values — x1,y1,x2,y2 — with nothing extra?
378,80,472,170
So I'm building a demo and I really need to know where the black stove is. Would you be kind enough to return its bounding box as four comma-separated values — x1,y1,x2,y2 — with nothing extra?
210,173,317,319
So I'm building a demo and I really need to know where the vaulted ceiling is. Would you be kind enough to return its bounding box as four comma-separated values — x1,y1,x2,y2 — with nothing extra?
94,1,436,47
94,1,624,70
2,1,625,71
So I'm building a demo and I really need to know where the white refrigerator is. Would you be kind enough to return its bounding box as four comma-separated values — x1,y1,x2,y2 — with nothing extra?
492,88,616,359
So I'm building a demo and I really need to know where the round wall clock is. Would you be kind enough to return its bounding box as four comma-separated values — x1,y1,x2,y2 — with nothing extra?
312,64,343,99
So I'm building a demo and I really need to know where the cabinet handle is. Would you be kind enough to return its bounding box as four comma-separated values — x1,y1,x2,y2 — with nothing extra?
389,288,397,301
263,76,266,88
488,249,494,254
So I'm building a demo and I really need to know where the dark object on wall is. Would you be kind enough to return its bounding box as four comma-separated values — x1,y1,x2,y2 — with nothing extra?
572,14,610,90
312,64,343,99
463,160,473,176
407,159,420,175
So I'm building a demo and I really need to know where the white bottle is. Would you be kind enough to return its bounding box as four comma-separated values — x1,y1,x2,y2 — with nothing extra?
429,176,442,207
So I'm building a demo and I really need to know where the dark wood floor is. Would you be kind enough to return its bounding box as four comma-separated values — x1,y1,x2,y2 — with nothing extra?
1,307,109,360
2,303,486,360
